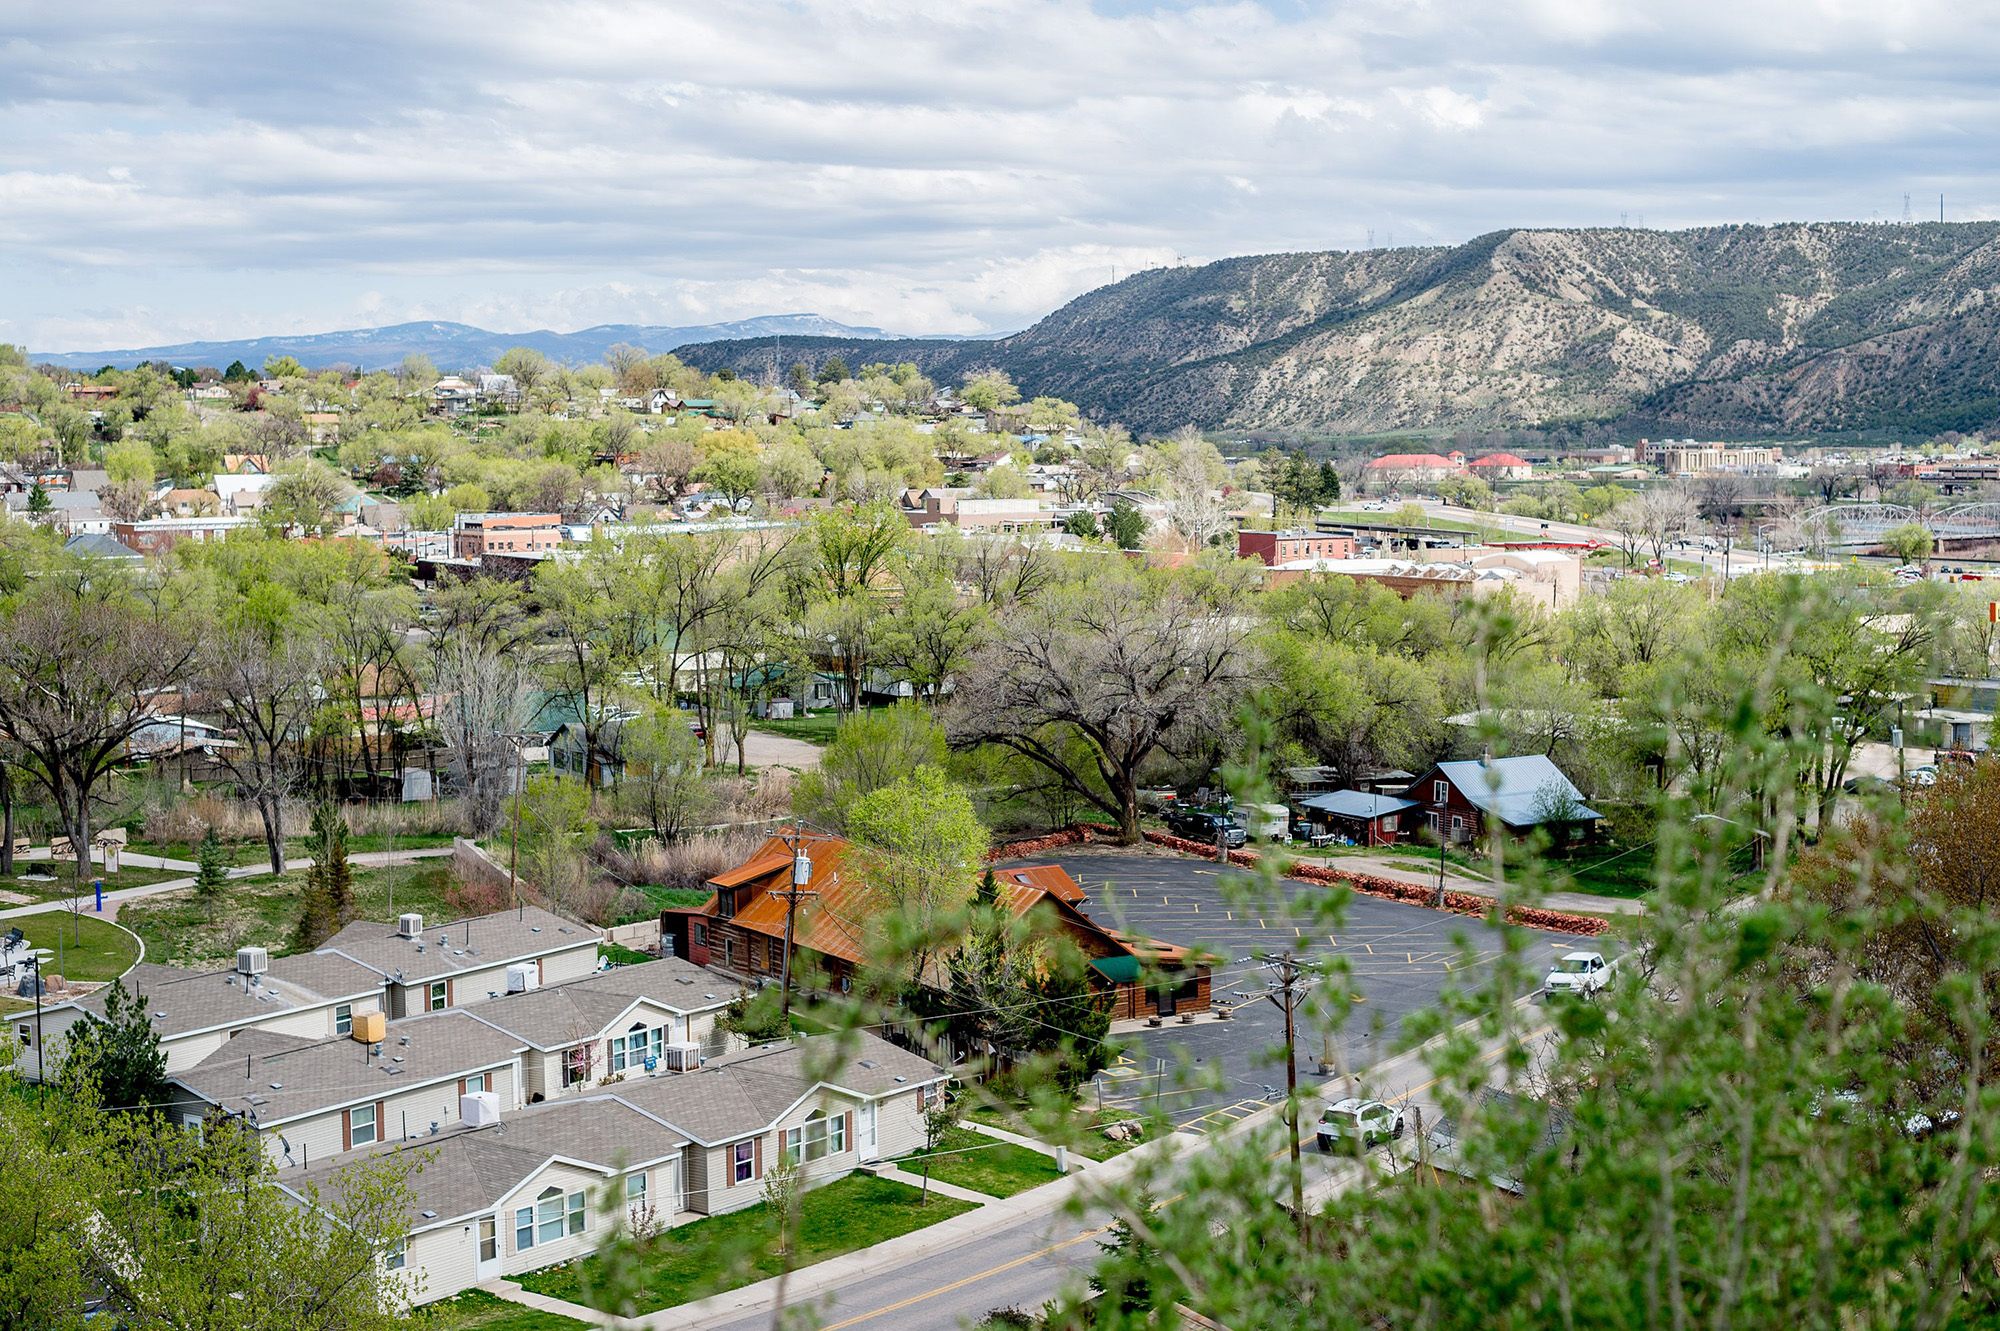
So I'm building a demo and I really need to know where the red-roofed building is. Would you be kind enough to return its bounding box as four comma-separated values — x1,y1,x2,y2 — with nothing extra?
1361,452,1464,492
1467,453,1533,481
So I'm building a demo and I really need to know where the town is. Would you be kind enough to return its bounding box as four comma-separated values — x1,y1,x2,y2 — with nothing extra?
3,332,1998,1329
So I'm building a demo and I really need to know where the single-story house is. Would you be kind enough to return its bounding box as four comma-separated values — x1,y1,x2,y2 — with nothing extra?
1294,790,1419,847
314,907,601,1020
1403,756,1601,844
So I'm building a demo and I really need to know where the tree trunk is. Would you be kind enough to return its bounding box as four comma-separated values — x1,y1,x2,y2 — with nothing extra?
1119,785,1141,845
260,792,287,874
0,765,12,878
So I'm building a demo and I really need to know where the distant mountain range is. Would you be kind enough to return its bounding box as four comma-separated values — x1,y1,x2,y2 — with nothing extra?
34,314,995,372
672,223,2000,440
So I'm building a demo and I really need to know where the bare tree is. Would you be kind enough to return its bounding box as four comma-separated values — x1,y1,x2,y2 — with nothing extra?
1602,498,1648,567
433,640,535,836
0,583,197,898
1636,486,1702,566
944,578,1260,842
1159,445,1231,551
203,627,324,873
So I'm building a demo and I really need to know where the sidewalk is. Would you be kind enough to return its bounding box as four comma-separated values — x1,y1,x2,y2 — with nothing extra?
0,847,456,924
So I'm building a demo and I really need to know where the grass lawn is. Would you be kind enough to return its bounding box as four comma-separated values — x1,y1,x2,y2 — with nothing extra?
119,862,460,968
748,709,848,744
424,1290,591,1330
0,864,191,904
124,830,457,868
12,912,142,982
517,1173,974,1315
959,1096,1150,1162
897,1126,1063,1197
599,941,653,967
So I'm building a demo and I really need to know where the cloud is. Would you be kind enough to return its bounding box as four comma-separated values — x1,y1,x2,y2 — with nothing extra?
2,0,1999,348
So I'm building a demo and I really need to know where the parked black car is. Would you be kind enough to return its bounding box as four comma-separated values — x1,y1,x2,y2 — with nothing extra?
1165,807,1247,848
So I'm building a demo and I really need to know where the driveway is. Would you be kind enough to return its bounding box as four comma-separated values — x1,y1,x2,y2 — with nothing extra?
731,729,822,770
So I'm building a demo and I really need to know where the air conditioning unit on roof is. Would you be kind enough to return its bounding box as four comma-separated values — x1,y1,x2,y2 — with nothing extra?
660,1041,702,1073
506,963,539,993
397,913,424,938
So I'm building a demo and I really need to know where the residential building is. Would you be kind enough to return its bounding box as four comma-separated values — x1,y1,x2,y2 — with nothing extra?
111,514,256,554
314,907,600,1019
459,957,746,1101
451,512,564,559
665,834,1210,1022
1293,790,1419,846
1466,453,1533,481
431,377,478,415
213,471,277,514
165,1009,528,1166
1402,755,1601,844
18,951,386,1081
1237,529,1357,566
903,488,1060,533
277,1031,947,1305
1361,453,1464,492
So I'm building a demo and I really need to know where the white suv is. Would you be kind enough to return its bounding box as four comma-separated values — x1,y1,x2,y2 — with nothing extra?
1544,951,1610,998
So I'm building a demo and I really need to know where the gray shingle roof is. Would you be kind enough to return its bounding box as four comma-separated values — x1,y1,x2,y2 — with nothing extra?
79,960,377,1041
1430,757,1602,827
282,1093,687,1229
172,1010,524,1126
316,906,595,985
464,958,743,1049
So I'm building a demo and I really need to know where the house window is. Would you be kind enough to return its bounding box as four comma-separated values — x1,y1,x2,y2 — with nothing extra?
563,1045,590,1088
1433,780,1448,803
785,1111,838,1164
463,1072,489,1095
692,922,707,947
15,1023,31,1048
514,1205,535,1251
536,1187,566,1245
350,1104,378,1148
478,1218,498,1263
428,980,447,1012
384,1238,406,1270
334,1004,353,1036
568,1190,586,1236
608,1035,627,1073
732,1140,755,1183
646,1027,664,1065
626,1173,647,1210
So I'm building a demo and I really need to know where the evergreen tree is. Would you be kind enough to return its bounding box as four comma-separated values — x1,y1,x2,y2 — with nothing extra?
1062,509,1100,540
291,801,353,950
63,977,167,1109
25,481,50,516
192,825,228,915
1105,498,1148,550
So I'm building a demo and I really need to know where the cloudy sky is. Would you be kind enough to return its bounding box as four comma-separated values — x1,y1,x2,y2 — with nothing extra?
3,0,1996,351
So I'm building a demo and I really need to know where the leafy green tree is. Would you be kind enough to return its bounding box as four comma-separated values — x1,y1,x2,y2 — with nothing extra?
193,825,229,915
1882,521,1935,565
620,703,711,842
959,369,1020,414
0,1047,100,1330
63,977,167,1109
1062,509,1100,540
261,354,306,379
103,437,155,488
793,702,950,831
816,356,850,384
516,771,598,915
222,359,252,382
1104,498,1148,550
848,764,988,986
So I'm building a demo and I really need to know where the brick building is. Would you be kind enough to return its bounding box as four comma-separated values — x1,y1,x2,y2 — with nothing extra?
451,512,564,559
1237,529,1358,566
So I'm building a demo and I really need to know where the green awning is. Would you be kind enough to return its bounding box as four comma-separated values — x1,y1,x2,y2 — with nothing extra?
1089,954,1141,984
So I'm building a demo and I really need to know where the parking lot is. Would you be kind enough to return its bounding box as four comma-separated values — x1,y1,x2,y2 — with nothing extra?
1001,850,1606,1132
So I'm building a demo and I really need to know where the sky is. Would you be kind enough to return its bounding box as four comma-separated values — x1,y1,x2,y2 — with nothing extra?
3,0,1998,352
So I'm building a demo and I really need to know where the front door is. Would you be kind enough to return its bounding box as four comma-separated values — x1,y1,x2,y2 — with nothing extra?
859,1101,878,1160
476,1215,501,1281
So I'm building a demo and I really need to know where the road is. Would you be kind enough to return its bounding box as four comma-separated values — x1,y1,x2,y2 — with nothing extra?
1409,501,1812,579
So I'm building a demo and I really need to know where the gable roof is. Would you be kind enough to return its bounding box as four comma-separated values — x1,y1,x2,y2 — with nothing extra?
1424,756,1602,827
66,954,381,1042
463,957,744,1048
1364,453,1460,469
315,906,595,985
1300,790,1419,820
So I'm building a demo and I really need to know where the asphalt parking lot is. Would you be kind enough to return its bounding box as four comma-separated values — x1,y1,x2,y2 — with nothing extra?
999,850,1604,1133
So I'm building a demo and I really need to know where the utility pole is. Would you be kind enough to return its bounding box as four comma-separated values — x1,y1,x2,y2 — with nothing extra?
1436,821,1448,909
1264,952,1304,1220
777,824,815,1018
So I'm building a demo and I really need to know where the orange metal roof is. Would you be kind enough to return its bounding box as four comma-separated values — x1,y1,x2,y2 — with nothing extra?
991,864,1087,905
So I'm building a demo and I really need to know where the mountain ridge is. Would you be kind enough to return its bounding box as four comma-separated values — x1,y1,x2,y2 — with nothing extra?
674,222,2000,439
32,313,971,372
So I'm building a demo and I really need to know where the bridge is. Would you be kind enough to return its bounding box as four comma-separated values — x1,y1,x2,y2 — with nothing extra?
1783,503,2000,549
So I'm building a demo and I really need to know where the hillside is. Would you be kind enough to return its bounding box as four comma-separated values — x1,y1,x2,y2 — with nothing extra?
673,223,2000,438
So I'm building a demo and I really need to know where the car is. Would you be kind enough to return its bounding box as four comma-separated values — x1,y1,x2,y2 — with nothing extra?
1543,950,1611,997
1316,1098,1404,1152
1164,807,1247,848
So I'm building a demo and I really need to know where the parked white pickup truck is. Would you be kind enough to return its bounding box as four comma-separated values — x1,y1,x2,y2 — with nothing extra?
1543,950,1611,997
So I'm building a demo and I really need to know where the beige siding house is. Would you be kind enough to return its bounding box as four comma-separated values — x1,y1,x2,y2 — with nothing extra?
314,907,599,1019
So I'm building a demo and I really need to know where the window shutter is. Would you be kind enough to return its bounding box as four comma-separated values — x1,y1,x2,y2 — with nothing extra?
447,978,455,1007
377,1100,386,1140
342,1109,352,1151
844,1111,855,1152
753,1136,763,1179
457,1078,466,1098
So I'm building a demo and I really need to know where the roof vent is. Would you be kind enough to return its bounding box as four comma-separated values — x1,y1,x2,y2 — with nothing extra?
859,1059,878,1069
531,926,541,933
397,913,423,939
893,1075,907,1083
270,1083,282,1090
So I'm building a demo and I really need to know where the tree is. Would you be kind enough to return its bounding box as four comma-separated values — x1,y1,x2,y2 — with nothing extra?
396,352,438,387
516,772,598,914
1882,521,1935,565
0,580,197,899
25,480,50,516
203,625,322,874
634,436,700,506
959,369,1019,414
620,703,711,842
848,765,988,987
292,800,355,950
261,354,306,379
432,639,534,837
1105,498,1148,550
0,1046,99,1330
103,437,155,487
193,825,229,915
875,566,986,702
263,460,351,536
63,977,167,1109
793,702,950,832
1063,509,1100,540
945,575,1260,842
493,346,553,397
816,355,850,385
